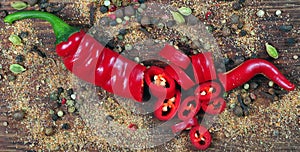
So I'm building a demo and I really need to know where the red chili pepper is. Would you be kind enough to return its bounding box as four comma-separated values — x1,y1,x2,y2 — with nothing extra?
159,44,191,69
190,52,217,83
153,90,181,121
177,96,201,121
4,11,146,102
189,125,212,150
194,81,222,101
201,97,226,115
171,117,199,133
164,64,195,90
218,59,295,91
144,66,176,99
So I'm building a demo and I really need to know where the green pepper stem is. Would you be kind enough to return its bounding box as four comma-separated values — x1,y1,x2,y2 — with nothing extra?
4,11,79,44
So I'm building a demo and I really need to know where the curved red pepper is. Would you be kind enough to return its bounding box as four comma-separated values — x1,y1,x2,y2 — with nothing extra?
191,52,217,83
201,97,226,115
171,117,199,133
177,96,201,121
194,81,222,101
218,59,295,91
189,125,212,150
153,90,181,121
144,66,176,99
159,44,191,69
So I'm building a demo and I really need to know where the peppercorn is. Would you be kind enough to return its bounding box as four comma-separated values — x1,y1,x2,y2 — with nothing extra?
66,88,74,96
232,2,242,10
100,5,108,14
286,38,296,46
15,55,25,62
138,0,146,3
57,87,64,95
50,92,59,101
19,31,29,39
118,29,128,35
13,110,25,121
51,114,59,121
240,30,247,36
106,115,114,121
62,123,70,130
45,126,55,136
109,4,117,12
109,20,118,26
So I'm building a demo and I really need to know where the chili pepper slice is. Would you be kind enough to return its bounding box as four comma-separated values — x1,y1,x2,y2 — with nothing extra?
194,81,222,101
159,44,190,69
144,66,176,99
177,96,201,121
154,90,181,121
171,117,199,133
201,97,226,115
189,125,212,150
165,64,195,90
218,59,295,91
191,52,217,83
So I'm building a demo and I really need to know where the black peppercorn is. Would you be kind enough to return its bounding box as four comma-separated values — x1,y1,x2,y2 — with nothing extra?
100,5,109,14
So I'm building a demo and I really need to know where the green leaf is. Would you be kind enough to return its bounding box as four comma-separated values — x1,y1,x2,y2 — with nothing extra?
265,43,279,59
171,11,185,24
178,7,192,16
9,64,26,74
11,1,28,10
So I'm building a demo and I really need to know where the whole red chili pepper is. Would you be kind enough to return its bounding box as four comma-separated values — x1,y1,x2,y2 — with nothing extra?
4,11,146,102
191,52,217,83
218,59,295,91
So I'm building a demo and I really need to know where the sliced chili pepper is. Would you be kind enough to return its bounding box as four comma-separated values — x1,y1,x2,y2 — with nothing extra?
194,81,222,101
164,64,195,90
191,52,217,83
154,90,181,121
189,125,212,150
159,44,190,69
144,66,176,99
201,97,226,115
218,59,295,91
171,117,199,133
177,96,201,121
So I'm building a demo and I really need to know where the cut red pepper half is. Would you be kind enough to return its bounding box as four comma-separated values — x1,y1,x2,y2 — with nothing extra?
154,90,181,121
191,52,217,83
159,44,190,69
171,117,199,133
144,66,176,99
189,125,212,150
201,97,226,115
165,64,195,90
177,96,201,121
194,81,222,101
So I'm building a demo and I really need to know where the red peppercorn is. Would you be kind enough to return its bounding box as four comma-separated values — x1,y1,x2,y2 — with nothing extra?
109,4,117,12
61,98,67,104
205,11,213,20
128,123,138,131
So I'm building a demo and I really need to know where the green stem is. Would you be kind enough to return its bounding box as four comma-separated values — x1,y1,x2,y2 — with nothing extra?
4,11,79,44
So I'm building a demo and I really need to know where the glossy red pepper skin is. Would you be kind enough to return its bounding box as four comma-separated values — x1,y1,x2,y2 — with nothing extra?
191,52,217,83
164,64,195,90
189,125,212,150
144,66,176,99
154,90,181,121
218,59,295,92
177,96,201,121
159,44,191,69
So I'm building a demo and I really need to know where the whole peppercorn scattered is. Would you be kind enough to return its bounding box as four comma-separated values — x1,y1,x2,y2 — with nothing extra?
67,88,74,96
57,110,64,117
100,5,108,14
45,127,55,136
106,115,114,121
138,0,146,3
13,110,25,121
62,123,71,130
15,55,25,62
57,87,64,95
110,20,118,26
99,17,109,26
118,29,128,35
51,114,59,121
19,31,29,39
232,2,242,10
50,92,59,101
240,30,247,36
109,4,117,12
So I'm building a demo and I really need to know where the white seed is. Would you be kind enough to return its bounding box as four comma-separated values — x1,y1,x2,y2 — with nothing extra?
268,81,274,87
256,10,265,17
200,91,207,96
275,10,282,16
169,97,176,102
154,75,158,81
208,87,214,92
3,121,8,126
134,57,140,63
162,106,168,112
194,133,199,138
160,81,166,86
293,55,298,60
70,94,76,100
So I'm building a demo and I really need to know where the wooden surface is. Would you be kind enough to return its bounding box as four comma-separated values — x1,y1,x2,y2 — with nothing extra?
0,0,299,151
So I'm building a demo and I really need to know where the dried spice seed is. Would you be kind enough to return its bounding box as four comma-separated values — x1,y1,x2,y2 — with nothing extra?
51,114,59,121
11,1,28,10
62,123,71,130
13,110,25,121
9,64,26,74
45,127,55,136
9,34,22,45
57,110,64,117
178,7,192,16
100,5,109,14
15,55,25,62
171,11,185,24
265,43,279,59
